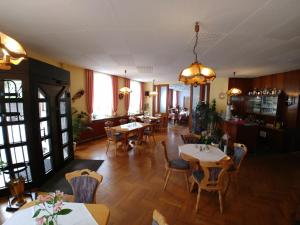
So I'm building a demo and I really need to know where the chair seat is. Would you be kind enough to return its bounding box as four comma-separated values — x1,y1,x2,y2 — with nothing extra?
169,159,190,170
192,170,204,182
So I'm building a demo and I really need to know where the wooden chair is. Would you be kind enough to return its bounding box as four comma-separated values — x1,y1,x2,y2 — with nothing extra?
143,121,156,144
181,133,200,144
152,209,169,225
119,118,128,125
226,143,248,191
161,141,190,191
104,126,125,156
229,143,248,173
159,113,168,132
65,169,103,203
104,120,114,127
190,158,231,214
128,116,137,122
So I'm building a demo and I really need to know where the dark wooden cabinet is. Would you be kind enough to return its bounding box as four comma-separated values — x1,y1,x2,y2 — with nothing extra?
0,58,73,195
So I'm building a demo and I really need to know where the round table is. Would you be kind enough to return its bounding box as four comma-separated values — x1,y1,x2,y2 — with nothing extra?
178,144,228,163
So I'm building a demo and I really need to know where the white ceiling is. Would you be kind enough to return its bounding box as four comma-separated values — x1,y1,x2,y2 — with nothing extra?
0,0,300,82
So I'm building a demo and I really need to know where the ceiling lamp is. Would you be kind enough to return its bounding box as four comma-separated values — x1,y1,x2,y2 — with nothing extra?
149,80,158,96
0,32,27,70
119,70,132,95
179,22,216,86
227,72,242,96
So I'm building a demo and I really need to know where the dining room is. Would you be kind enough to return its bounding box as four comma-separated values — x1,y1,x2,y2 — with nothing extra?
1,0,300,225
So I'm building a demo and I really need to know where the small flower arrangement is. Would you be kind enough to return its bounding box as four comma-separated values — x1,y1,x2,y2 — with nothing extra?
33,191,72,225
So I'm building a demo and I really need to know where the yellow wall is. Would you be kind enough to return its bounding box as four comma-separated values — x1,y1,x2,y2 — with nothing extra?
209,77,229,113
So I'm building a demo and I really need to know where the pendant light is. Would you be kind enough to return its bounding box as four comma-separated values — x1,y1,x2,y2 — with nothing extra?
227,72,242,96
179,22,216,86
119,70,132,95
149,79,158,96
0,32,27,70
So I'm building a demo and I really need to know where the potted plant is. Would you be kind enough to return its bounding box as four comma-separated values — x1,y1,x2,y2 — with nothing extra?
0,161,27,208
192,99,224,144
72,108,92,150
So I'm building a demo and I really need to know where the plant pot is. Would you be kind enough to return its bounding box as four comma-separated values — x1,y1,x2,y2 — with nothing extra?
8,177,25,206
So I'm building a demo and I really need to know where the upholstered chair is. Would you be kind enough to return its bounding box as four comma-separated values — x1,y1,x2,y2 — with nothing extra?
180,133,201,144
143,123,156,144
65,169,103,203
152,209,169,225
190,158,231,214
161,141,190,191
119,118,128,125
229,143,248,172
104,127,125,156
104,120,114,127
128,116,137,122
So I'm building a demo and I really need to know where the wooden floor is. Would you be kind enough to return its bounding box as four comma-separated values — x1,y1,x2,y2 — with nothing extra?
1,125,300,225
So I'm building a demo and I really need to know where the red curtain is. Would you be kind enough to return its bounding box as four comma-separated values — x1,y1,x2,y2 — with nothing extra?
168,89,172,108
124,78,130,114
85,69,94,120
140,82,144,112
176,91,180,107
112,76,119,114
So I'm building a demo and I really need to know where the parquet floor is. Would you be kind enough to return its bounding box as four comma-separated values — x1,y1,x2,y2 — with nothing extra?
1,125,300,225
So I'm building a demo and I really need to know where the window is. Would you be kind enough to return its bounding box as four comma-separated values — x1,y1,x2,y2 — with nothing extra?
93,73,113,119
128,80,141,115
172,90,177,107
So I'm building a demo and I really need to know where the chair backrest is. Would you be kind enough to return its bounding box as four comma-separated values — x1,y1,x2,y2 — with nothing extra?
104,120,114,127
161,141,169,167
119,118,128,125
181,133,200,144
65,169,103,203
104,127,116,140
232,143,247,170
152,209,169,225
128,116,136,122
160,113,168,128
199,159,231,191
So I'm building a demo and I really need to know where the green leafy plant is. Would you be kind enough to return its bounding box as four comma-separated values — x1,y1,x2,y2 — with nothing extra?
192,99,223,143
72,108,92,142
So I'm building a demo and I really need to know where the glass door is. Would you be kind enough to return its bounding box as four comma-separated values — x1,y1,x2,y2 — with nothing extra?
37,88,53,174
0,79,32,189
58,90,71,160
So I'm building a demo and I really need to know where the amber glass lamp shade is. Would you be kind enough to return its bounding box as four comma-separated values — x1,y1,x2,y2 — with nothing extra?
119,86,132,95
0,32,26,70
227,87,242,96
179,62,216,86
149,91,158,96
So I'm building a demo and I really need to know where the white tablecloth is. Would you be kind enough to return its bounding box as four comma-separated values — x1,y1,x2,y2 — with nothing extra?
4,202,98,225
178,144,227,162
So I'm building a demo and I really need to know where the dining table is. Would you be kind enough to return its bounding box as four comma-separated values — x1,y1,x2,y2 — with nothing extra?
136,115,160,123
178,144,228,163
4,200,110,225
112,122,150,150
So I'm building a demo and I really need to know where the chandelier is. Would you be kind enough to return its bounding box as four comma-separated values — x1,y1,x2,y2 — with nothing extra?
0,32,27,70
227,72,242,96
119,70,132,95
149,80,158,96
179,22,216,86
